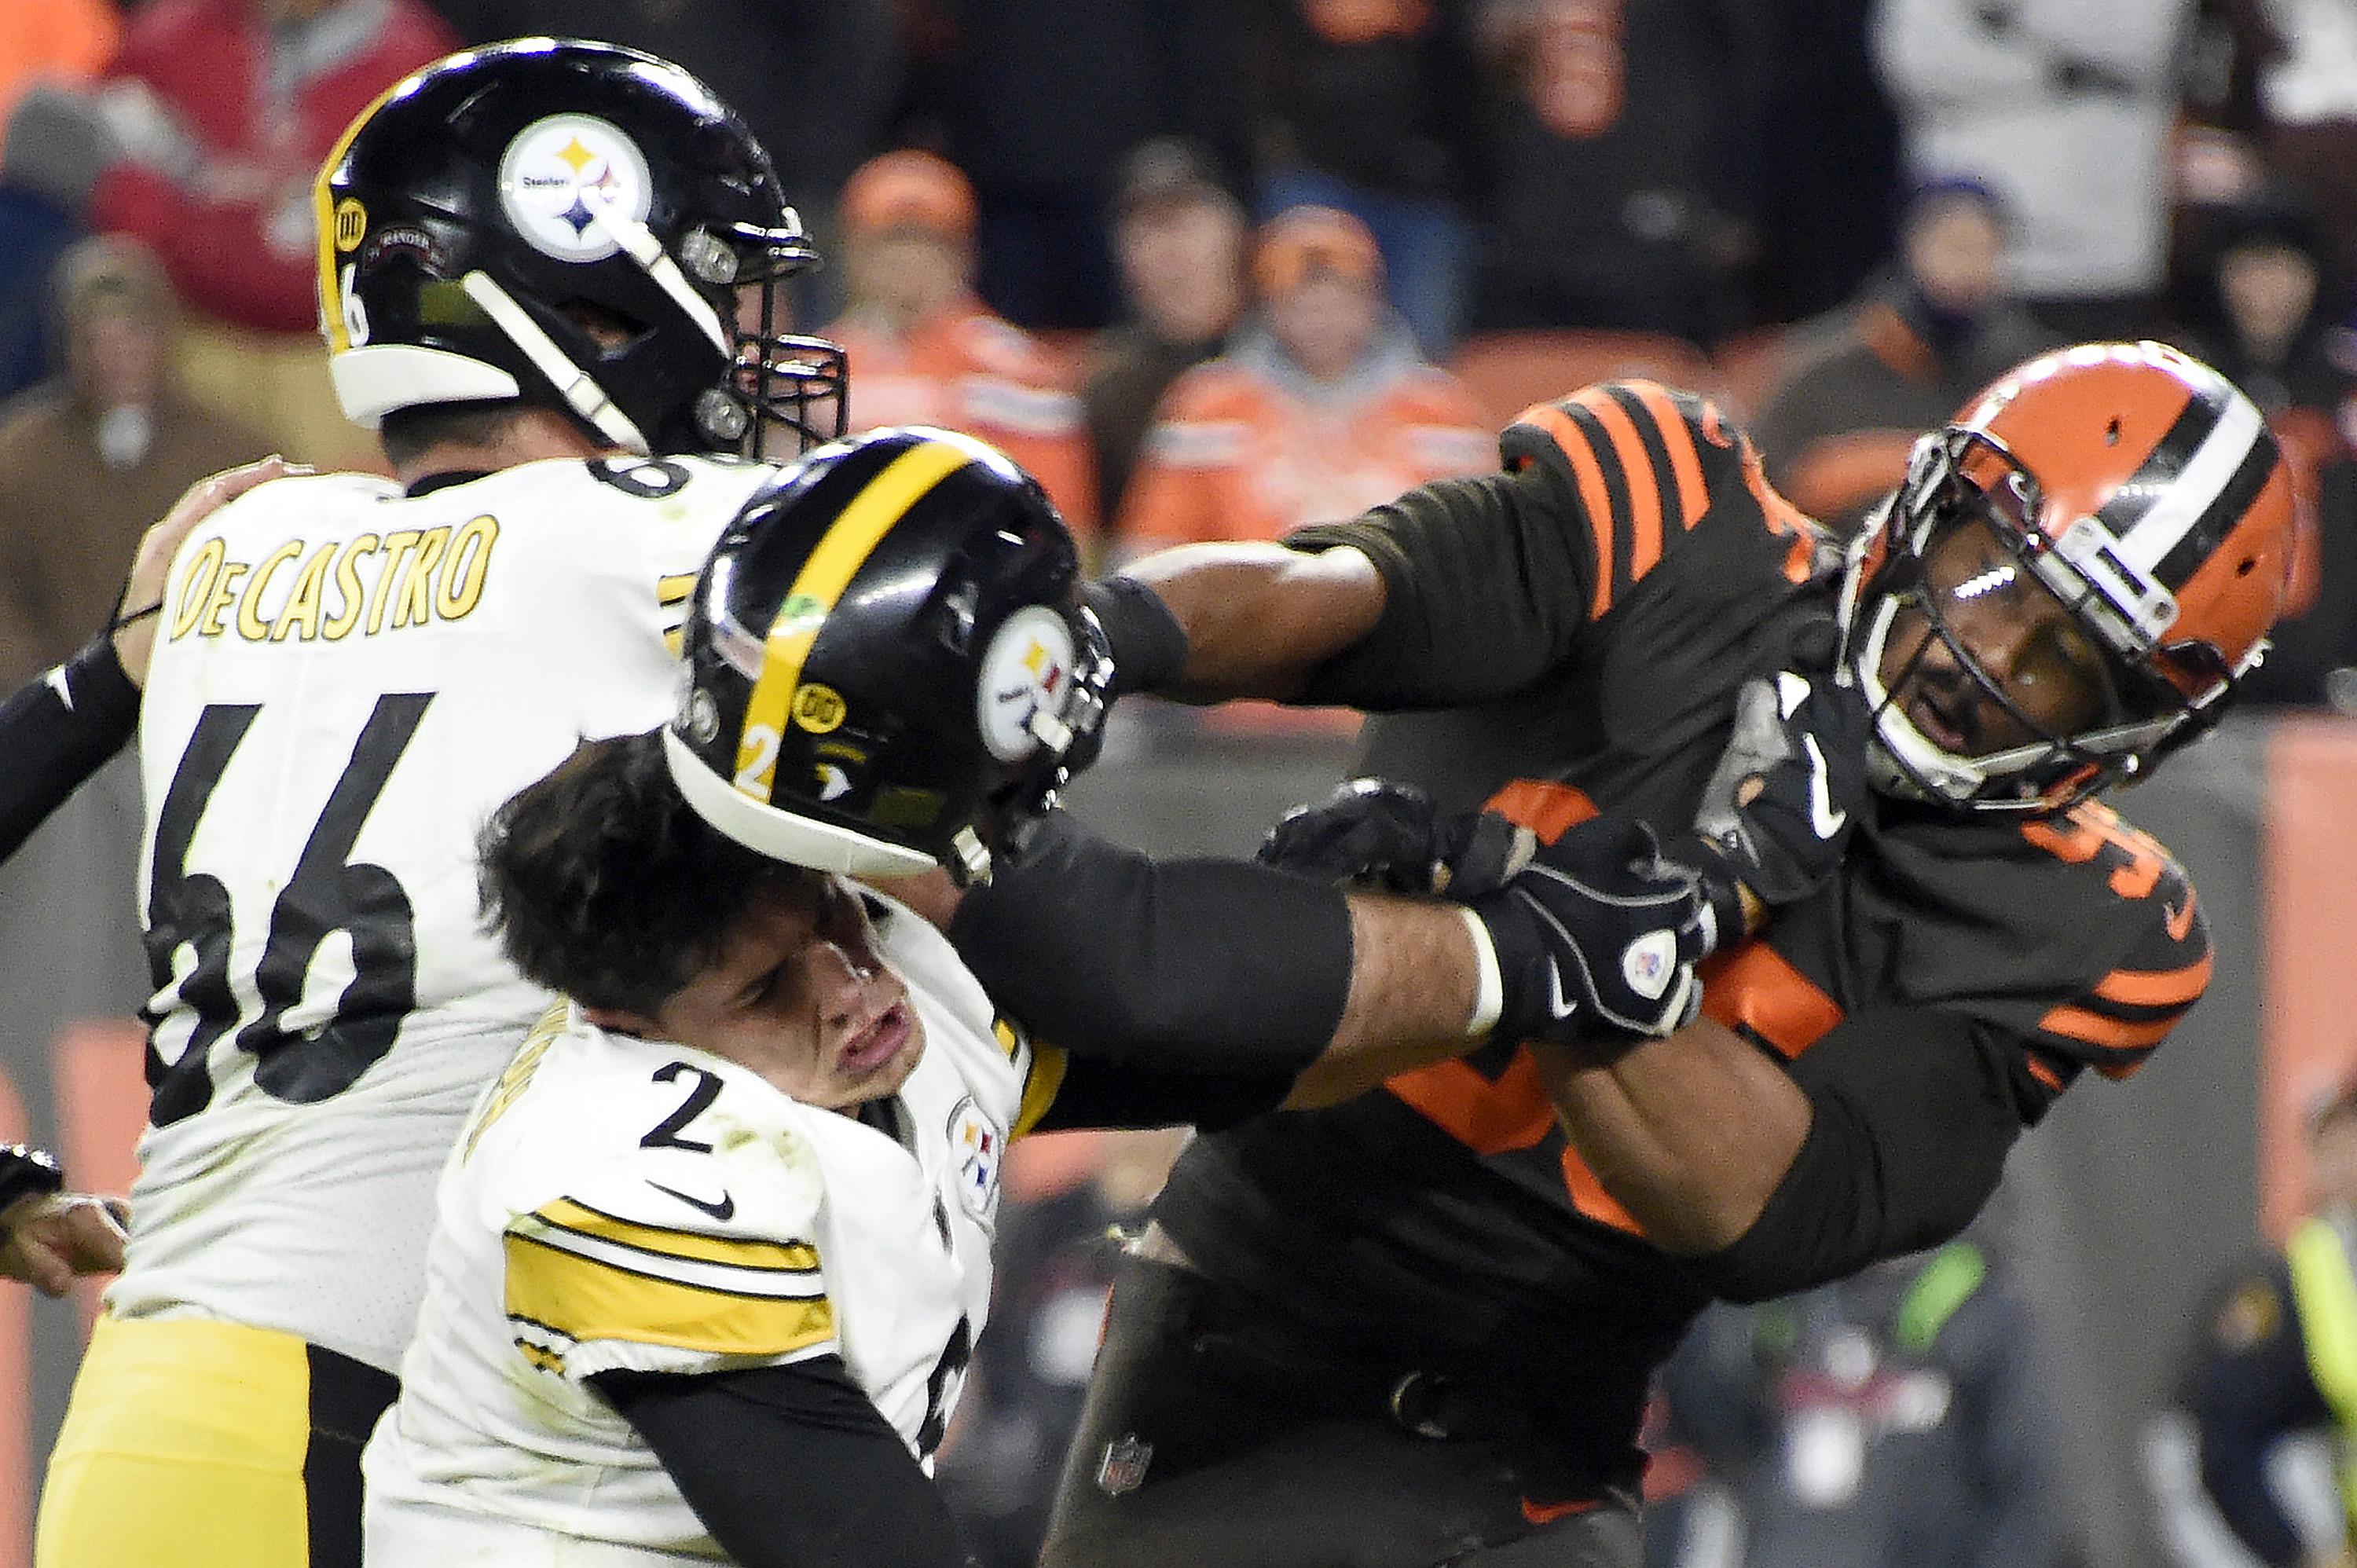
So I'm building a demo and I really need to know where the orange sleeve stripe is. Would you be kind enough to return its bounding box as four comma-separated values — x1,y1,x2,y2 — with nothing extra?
1484,778,1602,841
1696,941,1845,1059
1516,404,1617,620
2025,1054,2069,1092
1574,388,1665,583
2093,951,2214,1008
2036,1004,2182,1050
1628,382,1706,529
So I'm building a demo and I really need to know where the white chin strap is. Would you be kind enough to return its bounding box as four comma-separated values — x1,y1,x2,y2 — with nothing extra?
585,203,731,356
459,271,650,453
1849,592,2004,805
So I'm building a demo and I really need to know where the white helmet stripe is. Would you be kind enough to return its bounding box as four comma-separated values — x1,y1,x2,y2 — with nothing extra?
2105,385,2266,578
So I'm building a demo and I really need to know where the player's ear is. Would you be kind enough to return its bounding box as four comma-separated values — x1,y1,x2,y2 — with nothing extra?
581,1005,658,1039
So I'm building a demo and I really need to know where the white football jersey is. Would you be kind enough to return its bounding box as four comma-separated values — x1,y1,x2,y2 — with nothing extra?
115,454,778,1373
361,894,1033,1563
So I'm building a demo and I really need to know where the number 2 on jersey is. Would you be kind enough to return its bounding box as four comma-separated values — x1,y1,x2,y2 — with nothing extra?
144,694,431,1127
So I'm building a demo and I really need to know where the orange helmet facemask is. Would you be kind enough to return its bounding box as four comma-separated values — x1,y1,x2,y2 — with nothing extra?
1838,341,2296,815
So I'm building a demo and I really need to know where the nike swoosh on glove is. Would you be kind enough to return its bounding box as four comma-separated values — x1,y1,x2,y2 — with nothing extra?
1671,617,1871,931
1468,814,1710,1044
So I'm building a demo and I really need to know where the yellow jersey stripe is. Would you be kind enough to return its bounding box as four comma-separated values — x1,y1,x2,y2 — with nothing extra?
534,1197,819,1273
1012,1042,1068,1138
735,439,971,795
504,1233,837,1357
657,572,699,607
313,75,413,355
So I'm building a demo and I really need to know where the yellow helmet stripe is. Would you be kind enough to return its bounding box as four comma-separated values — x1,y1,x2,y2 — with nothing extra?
312,73,416,354
735,438,972,797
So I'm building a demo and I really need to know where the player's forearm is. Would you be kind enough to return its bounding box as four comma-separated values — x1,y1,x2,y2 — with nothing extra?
1530,1020,1813,1255
1120,540,1384,702
1281,896,1486,1108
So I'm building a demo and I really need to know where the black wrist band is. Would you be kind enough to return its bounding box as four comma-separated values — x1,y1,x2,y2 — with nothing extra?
0,1144,64,1216
1082,575,1190,698
64,633,141,726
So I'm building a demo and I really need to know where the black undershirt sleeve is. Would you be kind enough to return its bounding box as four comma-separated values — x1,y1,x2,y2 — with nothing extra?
950,810,1350,1081
1695,1008,2028,1304
0,636,138,863
1284,469,1597,711
1028,1053,1296,1134
592,1357,970,1568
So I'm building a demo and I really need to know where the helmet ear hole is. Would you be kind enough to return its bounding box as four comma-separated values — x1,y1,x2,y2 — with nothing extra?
556,299,649,349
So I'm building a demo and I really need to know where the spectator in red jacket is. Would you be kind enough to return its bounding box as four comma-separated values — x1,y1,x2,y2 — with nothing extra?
80,0,453,466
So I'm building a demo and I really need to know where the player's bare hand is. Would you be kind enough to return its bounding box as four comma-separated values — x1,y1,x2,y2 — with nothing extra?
112,455,311,685
0,1192,127,1297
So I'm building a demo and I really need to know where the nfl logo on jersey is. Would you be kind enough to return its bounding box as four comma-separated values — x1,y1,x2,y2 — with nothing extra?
948,1097,1003,1219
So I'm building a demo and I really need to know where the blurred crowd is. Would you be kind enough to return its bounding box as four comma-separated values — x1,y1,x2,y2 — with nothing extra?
4,0,2357,700
5,2,2357,1566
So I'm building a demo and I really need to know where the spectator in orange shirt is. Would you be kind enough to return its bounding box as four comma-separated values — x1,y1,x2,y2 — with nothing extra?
1116,204,1490,555
823,148,1098,543
0,0,117,167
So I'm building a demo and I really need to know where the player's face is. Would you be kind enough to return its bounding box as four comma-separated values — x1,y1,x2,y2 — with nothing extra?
649,879,925,1112
1876,515,2122,757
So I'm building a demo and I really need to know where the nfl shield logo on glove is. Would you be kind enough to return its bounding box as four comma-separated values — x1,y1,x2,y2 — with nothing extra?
1096,1433,1153,1495
1620,929,1678,1002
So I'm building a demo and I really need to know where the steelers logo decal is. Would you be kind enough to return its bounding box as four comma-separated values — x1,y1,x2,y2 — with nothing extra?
947,1096,1003,1220
975,606,1075,764
497,114,653,263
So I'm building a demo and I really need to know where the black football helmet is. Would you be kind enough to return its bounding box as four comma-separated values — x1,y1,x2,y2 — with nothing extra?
664,427,1114,881
315,37,847,457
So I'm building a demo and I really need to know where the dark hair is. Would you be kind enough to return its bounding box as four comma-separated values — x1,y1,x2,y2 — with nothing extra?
378,398,532,469
479,731,825,1016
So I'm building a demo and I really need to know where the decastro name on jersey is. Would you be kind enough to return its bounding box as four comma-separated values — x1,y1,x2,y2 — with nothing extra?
167,515,501,646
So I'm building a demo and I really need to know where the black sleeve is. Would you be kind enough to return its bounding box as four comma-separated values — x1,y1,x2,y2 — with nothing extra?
2187,1258,2330,1566
1283,469,1596,710
592,1357,969,1568
950,810,1349,1079
0,635,138,863
1029,1052,1295,1134
1695,1008,2026,1303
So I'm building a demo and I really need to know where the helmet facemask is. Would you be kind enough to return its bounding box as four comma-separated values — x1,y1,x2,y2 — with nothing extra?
1841,427,2208,815
683,216,849,459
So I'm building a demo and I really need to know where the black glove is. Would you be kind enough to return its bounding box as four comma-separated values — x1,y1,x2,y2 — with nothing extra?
1469,815,1709,1043
1258,778,1532,896
1673,621,1869,926
0,1144,64,1221
1082,574,1190,698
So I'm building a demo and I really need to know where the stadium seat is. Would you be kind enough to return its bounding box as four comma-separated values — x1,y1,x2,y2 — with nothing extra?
1448,329,1721,431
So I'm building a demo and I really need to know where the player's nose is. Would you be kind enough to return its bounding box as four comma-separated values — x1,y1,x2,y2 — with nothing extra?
808,941,880,1027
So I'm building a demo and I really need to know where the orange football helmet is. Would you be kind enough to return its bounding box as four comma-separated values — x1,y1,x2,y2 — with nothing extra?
1840,341,2295,814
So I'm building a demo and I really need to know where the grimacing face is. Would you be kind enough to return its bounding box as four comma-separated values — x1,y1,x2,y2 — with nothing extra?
1876,516,2125,760
595,878,925,1112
